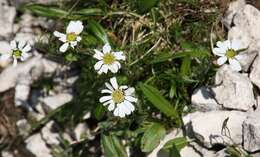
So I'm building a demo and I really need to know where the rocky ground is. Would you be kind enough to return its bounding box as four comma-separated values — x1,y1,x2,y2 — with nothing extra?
1,0,260,157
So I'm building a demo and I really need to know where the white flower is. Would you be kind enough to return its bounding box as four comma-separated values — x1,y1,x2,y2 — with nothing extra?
0,40,31,66
53,21,83,52
213,39,244,71
93,43,126,74
99,77,137,118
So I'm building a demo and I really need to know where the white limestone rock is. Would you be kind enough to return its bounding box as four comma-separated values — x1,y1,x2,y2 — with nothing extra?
25,133,52,157
41,121,60,145
41,93,73,111
184,110,247,148
191,86,221,111
0,1,16,38
213,65,255,111
242,109,260,153
250,56,260,89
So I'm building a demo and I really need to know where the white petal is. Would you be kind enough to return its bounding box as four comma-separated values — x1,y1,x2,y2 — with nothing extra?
114,51,126,60
103,43,111,53
103,100,113,106
110,77,118,89
223,40,231,49
94,61,103,70
229,59,242,71
18,41,26,50
217,56,227,65
105,82,114,91
76,36,82,42
0,53,11,61
114,61,121,70
22,44,31,53
93,49,104,60
125,87,135,96
213,48,225,56
99,96,112,103
10,40,17,50
109,64,119,73
121,104,131,115
108,103,115,111
54,31,67,42
101,89,112,94
125,96,137,103
234,55,243,61
66,21,84,34
231,39,241,51
98,65,108,74
59,43,69,52
21,52,30,61
13,58,17,67
70,41,77,48
118,106,126,117
124,100,135,112
120,86,128,90
113,107,120,117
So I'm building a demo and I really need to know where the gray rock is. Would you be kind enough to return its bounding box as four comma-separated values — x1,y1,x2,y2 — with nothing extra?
242,109,260,152
0,1,16,38
223,0,246,28
15,74,32,108
41,93,73,111
180,142,216,157
16,119,31,137
184,110,247,148
25,133,52,157
250,56,260,89
41,121,60,145
213,65,255,111
1,151,14,157
191,86,221,111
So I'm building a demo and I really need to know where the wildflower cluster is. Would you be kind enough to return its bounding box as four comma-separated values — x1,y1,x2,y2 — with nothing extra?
53,21,137,118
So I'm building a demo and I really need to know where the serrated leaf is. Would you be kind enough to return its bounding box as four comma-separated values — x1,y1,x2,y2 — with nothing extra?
163,137,188,150
140,83,180,120
87,20,109,44
101,134,127,157
23,4,68,18
141,123,166,152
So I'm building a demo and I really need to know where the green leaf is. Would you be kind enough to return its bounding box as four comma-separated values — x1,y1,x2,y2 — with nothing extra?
169,144,181,157
87,20,109,44
139,83,180,120
150,49,209,64
93,103,105,120
101,134,128,157
163,137,188,150
135,0,159,13
180,57,191,76
23,4,68,18
141,123,166,152
74,8,104,16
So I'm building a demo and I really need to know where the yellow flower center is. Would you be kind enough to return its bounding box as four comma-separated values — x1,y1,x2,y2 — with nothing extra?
66,33,77,42
103,53,116,65
12,50,22,58
112,90,125,103
226,49,236,59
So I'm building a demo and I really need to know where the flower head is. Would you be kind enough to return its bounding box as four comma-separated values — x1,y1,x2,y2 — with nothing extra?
99,77,137,118
53,21,83,52
93,43,126,74
213,39,244,71
0,40,31,66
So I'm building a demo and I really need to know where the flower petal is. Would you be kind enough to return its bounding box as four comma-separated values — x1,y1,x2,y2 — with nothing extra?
13,58,17,67
229,59,242,71
93,49,104,60
110,77,118,89
99,96,112,103
21,52,30,61
10,40,17,50
109,64,119,73
217,56,227,65
22,44,31,53
59,43,69,52
125,87,135,96
18,41,26,50
98,65,108,74
108,103,115,111
101,89,112,94
213,48,225,56
94,61,103,70
105,82,114,91
66,21,84,34
103,43,111,53
114,51,126,60
125,96,137,103
231,39,241,51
